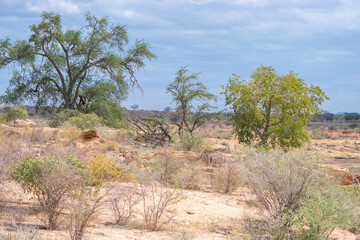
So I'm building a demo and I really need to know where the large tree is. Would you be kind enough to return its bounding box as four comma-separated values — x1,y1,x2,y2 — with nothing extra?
0,12,156,111
166,66,217,136
222,66,328,149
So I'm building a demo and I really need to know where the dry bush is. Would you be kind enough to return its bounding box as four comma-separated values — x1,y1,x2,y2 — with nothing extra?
143,149,206,190
240,150,325,239
58,127,81,141
68,188,105,240
2,221,40,240
110,185,141,225
141,182,184,231
13,156,92,230
212,159,241,194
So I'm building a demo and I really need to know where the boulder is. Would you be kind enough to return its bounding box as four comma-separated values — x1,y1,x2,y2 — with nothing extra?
9,119,37,128
81,129,100,141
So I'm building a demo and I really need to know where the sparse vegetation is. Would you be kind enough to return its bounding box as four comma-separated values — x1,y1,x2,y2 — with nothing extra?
13,155,92,229
88,154,136,186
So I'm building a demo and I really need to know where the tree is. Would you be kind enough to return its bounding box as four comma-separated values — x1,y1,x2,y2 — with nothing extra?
222,66,328,149
131,104,139,111
0,12,156,113
344,113,360,121
166,66,217,136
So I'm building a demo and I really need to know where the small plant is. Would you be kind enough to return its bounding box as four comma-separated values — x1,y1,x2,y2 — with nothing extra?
212,159,241,194
0,113,6,123
5,105,29,122
216,130,232,139
311,126,329,139
13,155,92,229
68,113,103,130
88,154,136,186
58,127,81,141
141,182,184,231
292,191,355,240
68,188,104,240
349,123,358,129
241,150,324,239
110,186,141,225
327,124,337,131
48,109,81,128
178,131,204,151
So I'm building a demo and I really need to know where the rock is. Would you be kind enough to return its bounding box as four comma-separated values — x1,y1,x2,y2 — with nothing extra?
81,129,100,141
9,119,37,128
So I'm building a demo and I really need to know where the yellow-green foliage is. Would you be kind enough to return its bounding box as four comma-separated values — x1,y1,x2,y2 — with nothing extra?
4,105,29,122
88,154,136,185
58,127,81,141
68,112,103,130
0,113,6,123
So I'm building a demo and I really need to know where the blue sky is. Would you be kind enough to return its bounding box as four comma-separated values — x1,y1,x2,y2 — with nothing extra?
0,0,359,113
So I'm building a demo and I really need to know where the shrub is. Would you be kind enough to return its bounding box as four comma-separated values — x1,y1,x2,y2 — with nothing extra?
349,123,358,129
48,109,81,128
216,130,233,139
5,105,29,122
311,126,329,139
68,188,104,240
110,186,141,225
178,131,204,151
292,191,355,240
68,113,103,130
141,182,184,231
88,154,136,186
212,159,241,194
58,127,81,141
241,150,324,239
0,113,6,123
327,124,337,131
13,155,92,229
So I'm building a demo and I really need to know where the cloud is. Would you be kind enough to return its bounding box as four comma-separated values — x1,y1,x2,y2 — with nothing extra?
26,0,80,14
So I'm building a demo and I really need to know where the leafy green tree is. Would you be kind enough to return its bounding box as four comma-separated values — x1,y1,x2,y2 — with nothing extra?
166,66,217,136
0,11,156,114
222,66,328,149
344,113,360,121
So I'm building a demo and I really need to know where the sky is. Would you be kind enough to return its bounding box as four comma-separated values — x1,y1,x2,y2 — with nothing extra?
0,0,359,113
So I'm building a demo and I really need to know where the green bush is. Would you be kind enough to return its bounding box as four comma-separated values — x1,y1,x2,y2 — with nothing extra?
5,105,29,121
327,124,337,131
48,109,81,128
178,131,204,151
13,155,92,229
292,191,355,240
349,123,358,129
0,113,6,123
68,113,103,130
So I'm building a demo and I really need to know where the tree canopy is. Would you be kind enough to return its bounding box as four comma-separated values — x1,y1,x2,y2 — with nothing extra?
166,66,217,135
222,65,329,150
0,12,156,114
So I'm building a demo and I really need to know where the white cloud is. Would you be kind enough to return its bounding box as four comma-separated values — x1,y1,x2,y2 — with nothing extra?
26,0,80,14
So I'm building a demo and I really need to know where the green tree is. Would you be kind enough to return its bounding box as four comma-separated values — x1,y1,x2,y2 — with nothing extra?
0,11,156,114
222,66,328,149
166,66,217,136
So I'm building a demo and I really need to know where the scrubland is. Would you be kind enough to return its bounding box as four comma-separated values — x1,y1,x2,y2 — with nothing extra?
0,119,360,240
